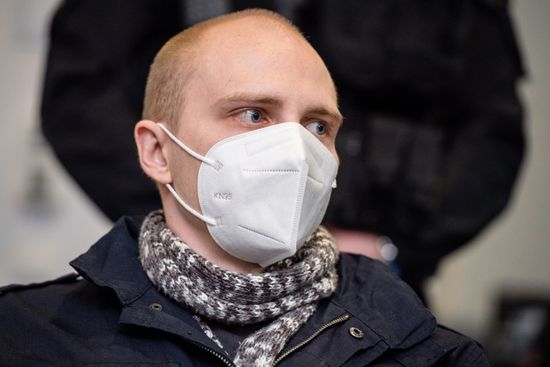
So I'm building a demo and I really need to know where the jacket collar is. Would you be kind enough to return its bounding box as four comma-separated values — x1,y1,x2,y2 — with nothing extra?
71,217,233,361
70,216,151,305
70,216,436,352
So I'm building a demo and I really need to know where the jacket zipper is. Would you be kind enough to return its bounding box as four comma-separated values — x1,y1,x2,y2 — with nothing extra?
188,339,235,367
273,313,350,366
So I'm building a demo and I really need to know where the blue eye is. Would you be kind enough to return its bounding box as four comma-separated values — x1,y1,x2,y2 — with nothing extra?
238,109,264,124
306,121,327,136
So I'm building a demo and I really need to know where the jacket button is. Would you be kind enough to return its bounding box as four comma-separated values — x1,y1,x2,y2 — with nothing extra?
349,327,364,339
149,303,163,311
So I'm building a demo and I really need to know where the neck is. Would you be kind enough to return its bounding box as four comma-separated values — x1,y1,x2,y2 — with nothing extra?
162,197,262,274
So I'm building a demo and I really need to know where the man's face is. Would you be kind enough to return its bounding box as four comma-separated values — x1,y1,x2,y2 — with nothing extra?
166,18,342,211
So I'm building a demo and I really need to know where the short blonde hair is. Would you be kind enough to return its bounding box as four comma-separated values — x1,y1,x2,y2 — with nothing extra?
142,9,302,130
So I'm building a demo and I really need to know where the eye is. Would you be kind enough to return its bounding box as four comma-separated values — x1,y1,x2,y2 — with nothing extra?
306,121,327,136
236,109,265,124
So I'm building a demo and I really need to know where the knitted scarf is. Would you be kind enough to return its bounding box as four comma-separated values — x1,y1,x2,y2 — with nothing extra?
139,210,338,366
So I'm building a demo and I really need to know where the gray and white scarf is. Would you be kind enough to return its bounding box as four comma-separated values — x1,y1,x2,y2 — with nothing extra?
139,210,338,366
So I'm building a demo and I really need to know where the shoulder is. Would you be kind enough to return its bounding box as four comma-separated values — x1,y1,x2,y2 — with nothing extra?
0,273,81,296
0,273,84,311
380,324,489,366
436,325,490,366
335,254,435,345
0,273,120,360
336,253,421,307
402,325,490,366
0,272,115,322
0,271,119,316
334,254,489,365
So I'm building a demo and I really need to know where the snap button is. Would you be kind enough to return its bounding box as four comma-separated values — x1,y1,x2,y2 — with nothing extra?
349,326,364,339
149,303,163,311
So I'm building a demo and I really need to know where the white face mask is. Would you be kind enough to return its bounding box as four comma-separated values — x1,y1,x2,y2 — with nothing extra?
158,122,338,267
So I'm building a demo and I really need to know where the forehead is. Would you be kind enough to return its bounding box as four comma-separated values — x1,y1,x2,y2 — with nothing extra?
185,18,339,112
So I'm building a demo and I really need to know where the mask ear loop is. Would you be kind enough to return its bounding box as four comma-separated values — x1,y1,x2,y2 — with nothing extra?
165,183,217,226
157,123,219,226
157,123,221,169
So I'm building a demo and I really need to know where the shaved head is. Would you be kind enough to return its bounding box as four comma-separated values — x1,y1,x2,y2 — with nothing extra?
142,9,319,130
135,8,341,271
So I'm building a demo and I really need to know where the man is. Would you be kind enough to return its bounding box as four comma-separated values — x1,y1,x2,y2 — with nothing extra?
41,1,526,301
1,10,488,366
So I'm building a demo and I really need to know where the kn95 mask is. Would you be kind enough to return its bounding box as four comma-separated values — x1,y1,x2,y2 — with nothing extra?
158,122,338,267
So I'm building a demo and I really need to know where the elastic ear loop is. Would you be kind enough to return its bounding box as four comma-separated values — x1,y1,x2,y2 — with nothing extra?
157,122,218,226
165,184,217,226
157,123,220,169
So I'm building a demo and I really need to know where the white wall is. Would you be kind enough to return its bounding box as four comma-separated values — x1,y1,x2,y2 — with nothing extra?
0,0,110,283
0,0,548,341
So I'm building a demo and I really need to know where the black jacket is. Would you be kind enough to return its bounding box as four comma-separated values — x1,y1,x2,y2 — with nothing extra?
0,217,488,366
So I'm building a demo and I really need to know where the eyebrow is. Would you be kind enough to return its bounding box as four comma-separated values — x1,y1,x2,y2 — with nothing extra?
214,92,282,108
306,107,344,127
214,92,343,125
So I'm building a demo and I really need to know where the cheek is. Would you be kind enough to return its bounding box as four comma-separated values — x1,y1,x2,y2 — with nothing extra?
168,147,202,204
178,157,201,186
188,118,238,156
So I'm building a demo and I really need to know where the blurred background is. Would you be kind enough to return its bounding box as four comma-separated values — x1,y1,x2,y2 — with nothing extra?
0,0,549,362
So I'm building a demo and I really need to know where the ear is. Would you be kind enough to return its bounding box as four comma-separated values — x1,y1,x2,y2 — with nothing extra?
135,120,172,184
